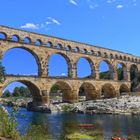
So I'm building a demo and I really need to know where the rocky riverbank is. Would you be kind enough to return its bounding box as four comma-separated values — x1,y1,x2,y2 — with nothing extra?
0,97,32,108
72,95,140,115
1,94,140,115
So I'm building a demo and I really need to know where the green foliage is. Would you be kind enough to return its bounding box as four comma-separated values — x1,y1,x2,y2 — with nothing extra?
3,90,11,97
0,106,51,140
0,61,6,83
51,84,59,93
12,86,31,97
100,71,111,79
62,104,73,112
21,125,51,140
117,68,123,81
0,106,19,139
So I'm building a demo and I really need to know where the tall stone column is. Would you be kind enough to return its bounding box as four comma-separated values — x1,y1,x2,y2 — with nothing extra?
33,90,50,105
71,63,77,79
70,90,78,103
124,70,130,81
40,57,48,78
115,90,120,98
0,85,3,97
95,69,100,80
113,70,118,81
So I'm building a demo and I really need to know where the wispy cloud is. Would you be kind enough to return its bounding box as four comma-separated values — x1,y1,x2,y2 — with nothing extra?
46,17,61,25
21,23,39,29
106,0,116,4
20,17,61,31
61,73,66,76
69,0,78,6
116,4,124,9
89,4,99,9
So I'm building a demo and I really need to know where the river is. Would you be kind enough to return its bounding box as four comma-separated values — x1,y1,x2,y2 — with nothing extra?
4,107,140,139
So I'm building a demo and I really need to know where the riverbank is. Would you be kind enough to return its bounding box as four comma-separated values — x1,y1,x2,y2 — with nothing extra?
72,94,140,115
1,94,140,115
0,97,32,108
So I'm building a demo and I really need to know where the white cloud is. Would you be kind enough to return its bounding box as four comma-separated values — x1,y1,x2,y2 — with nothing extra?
116,4,124,9
89,4,98,9
46,17,61,25
106,0,116,4
69,0,77,6
61,73,66,76
21,23,39,29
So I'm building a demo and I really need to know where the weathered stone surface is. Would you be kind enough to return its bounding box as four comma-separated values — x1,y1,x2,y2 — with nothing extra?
72,95,140,114
0,25,139,106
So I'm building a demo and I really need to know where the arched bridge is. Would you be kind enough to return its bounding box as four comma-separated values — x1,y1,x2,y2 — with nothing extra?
0,25,140,105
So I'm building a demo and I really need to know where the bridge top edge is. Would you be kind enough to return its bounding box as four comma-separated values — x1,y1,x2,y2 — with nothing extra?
0,25,140,59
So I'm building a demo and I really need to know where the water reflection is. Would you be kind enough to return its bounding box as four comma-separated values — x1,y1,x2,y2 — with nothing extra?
4,107,140,139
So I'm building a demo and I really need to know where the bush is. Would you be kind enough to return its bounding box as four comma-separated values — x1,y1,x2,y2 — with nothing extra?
62,104,73,112
0,106,20,139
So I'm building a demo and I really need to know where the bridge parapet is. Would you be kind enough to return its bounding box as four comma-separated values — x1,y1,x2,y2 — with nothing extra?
0,25,140,63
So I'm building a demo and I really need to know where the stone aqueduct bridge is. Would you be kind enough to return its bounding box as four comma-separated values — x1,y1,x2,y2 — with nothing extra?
0,25,140,105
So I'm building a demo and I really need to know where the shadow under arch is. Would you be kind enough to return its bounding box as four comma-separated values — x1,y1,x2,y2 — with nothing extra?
2,80,41,99
101,83,117,98
48,52,72,77
2,46,41,76
130,64,138,81
49,81,73,103
76,57,95,78
78,82,98,101
119,84,130,96
116,62,127,80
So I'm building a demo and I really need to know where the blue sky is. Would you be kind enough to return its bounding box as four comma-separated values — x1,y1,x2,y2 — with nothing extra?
1,0,140,92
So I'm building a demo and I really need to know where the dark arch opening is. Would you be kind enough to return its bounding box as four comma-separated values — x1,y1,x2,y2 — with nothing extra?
35,39,42,46
77,57,94,78
2,47,40,76
74,47,80,52
11,35,20,42
101,83,116,98
120,84,130,96
46,41,53,48
24,37,31,44
82,49,88,54
48,53,71,77
90,50,94,55
50,81,73,103
56,43,63,49
117,63,126,81
78,82,98,101
2,81,41,101
130,64,139,91
65,45,71,51
0,32,7,40
99,60,113,80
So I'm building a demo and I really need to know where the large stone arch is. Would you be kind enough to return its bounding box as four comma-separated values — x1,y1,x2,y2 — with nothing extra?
2,46,41,76
98,59,114,80
116,62,127,80
78,82,99,101
48,52,72,77
1,79,41,99
49,81,74,103
76,56,95,78
130,64,138,80
119,84,130,95
101,83,117,98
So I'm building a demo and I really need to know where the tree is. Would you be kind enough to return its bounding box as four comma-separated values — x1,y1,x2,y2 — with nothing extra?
0,61,6,83
12,86,31,97
13,87,20,97
19,86,31,97
3,90,11,97
51,84,59,93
